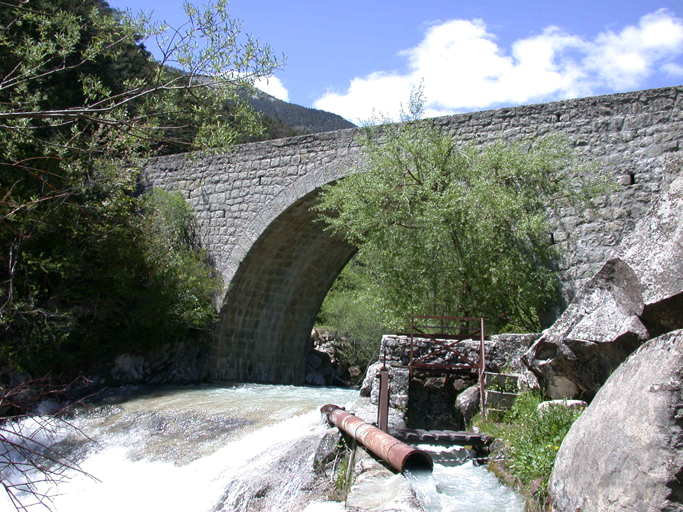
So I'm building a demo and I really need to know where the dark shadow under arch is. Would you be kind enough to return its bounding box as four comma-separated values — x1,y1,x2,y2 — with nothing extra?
213,188,356,383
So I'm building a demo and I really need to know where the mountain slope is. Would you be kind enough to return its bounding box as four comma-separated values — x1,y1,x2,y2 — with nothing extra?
248,90,356,134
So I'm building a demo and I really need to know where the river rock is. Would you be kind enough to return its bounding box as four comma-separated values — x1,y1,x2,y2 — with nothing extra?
456,385,481,423
524,174,683,399
109,338,212,385
313,427,341,470
518,369,541,392
360,362,381,397
111,354,145,383
306,353,323,369
536,399,587,414
345,448,422,512
305,370,327,386
30,399,63,416
549,329,683,512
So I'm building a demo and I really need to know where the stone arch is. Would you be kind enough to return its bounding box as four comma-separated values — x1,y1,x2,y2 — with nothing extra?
212,185,356,384
219,152,359,288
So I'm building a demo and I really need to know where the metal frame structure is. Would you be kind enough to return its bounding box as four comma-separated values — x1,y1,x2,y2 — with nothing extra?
408,315,487,418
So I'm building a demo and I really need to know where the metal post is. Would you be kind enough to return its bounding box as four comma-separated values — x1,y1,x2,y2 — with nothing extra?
479,317,486,419
377,367,390,432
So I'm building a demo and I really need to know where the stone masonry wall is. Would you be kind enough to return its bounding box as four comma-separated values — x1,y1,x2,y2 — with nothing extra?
141,86,683,383
361,333,540,429
141,130,361,288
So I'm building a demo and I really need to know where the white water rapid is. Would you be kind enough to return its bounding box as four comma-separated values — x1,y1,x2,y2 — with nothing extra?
406,445,524,512
0,384,524,512
0,384,357,512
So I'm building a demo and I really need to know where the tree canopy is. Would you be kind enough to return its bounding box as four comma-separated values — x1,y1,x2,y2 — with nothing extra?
0,0,282,377
316,94,599,333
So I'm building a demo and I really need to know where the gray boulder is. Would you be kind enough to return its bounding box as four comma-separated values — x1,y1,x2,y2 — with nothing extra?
110,339,212,385
313,427,341,470
360,361,381,397
346,448,423,512
111,354,145,383
524,258,649,398
455,385,481,423
525,174,683,399
487,333,541,372
549,329,683,512
617,174,683,336
536,399,587,414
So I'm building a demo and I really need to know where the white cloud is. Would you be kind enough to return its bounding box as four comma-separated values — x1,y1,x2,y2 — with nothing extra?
314,73,414,124
314,10,683,124
584,9,683,88
255,75,290,101
662,62,683,76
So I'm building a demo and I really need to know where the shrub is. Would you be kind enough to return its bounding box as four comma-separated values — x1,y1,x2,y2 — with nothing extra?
476,392,583,509
316,256,389,369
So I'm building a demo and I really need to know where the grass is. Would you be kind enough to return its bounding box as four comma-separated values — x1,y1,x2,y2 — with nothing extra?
474,391,584,510
333,451,350,492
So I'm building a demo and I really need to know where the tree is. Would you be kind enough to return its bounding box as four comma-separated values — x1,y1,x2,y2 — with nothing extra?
315,91,599,333
0,0,284,368
316,257,389,370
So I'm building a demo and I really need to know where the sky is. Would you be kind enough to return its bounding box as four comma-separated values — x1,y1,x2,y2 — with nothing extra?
105,0,683,124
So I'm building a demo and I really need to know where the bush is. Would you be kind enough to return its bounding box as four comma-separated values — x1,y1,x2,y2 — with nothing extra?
316,257,389,369
315,89,604,333
0,189,221,377
137,189,222,332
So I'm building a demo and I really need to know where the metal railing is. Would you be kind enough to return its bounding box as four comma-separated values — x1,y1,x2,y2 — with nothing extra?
408,315,487,418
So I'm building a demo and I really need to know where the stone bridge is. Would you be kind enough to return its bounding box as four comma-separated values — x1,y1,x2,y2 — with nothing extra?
141,85,683,384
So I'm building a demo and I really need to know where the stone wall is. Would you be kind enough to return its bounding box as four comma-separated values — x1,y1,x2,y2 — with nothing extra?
361,333,539,429
141,85,683,384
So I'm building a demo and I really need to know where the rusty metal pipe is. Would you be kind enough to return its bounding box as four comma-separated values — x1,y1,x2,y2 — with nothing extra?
320,404,433,473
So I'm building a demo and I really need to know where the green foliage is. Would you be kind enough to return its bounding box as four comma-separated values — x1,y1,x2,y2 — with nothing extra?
315,90,600,333
333,451,350,491
316,257,389,368
0,187,221,375
486,374,518,393
0,0,276,377
137,190,222,331
476,392,583,509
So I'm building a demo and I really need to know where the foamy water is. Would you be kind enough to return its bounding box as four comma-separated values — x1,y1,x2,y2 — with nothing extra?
0,384,357,512
0,384,523,511
408,445,525,512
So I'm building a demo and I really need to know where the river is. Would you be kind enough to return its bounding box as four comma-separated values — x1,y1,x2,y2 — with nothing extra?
0,384,523,511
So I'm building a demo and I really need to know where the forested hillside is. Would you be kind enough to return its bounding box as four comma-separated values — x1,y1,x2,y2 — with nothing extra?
248,91,355,134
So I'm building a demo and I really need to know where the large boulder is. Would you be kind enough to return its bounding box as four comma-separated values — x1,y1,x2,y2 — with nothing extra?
345,448,422,512
455,385,481,423
110,339,212,385
524,174,683,399
548,329,683,512
616,175,683,336
523,258,649,398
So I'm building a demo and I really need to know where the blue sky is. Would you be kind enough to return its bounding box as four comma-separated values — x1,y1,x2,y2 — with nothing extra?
106,0,683,124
